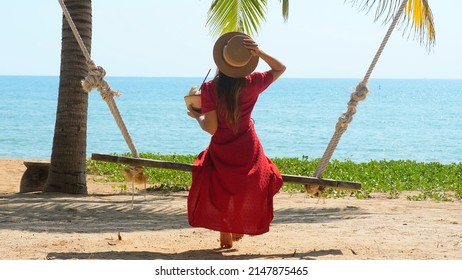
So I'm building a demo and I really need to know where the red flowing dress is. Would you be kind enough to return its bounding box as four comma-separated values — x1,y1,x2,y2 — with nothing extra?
188,71,283,235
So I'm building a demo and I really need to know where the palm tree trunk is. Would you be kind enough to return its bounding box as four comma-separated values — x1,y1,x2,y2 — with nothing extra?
45,0,92,194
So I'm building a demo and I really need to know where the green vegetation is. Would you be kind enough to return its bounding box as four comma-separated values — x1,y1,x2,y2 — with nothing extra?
86,153,461,201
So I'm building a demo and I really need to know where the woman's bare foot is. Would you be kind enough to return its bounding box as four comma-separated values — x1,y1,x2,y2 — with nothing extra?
232,233,244,242
220,232,233,248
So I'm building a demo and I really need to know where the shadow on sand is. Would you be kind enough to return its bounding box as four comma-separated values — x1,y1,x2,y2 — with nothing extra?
0,192,368,234
46,248,344,260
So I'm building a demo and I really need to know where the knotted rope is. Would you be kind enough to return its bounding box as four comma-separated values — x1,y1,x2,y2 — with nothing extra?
80,63,139,158
81,64,121,101
307,0,409,195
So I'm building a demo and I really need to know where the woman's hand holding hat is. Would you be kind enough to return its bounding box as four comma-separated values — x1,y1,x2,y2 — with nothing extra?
243,37,261,57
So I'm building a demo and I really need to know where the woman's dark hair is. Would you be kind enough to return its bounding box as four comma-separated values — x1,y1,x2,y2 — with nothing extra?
214,71,247,133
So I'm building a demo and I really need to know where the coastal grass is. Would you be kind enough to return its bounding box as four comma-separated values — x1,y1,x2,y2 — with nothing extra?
86,152,461,201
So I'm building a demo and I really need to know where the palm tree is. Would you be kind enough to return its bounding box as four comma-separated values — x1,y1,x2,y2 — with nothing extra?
206,0,435,48
45,0,92,194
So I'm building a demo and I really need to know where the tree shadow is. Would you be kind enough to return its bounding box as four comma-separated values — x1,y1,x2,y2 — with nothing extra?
274,204,369,224
0,192,189,233
0,192,368,234
46,248,343,260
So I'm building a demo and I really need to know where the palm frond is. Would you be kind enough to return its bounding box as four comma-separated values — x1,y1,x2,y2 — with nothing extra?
279,0,289,22
347,0,435,50
206,0,268,39
403,0,435,49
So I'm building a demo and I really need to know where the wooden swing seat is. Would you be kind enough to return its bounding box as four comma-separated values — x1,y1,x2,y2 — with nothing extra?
91,153,362,191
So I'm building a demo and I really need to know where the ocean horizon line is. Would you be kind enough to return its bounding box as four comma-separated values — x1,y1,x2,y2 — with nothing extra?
1,75,461,81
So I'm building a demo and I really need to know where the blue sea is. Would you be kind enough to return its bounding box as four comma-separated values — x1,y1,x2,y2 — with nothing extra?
1,76,461,163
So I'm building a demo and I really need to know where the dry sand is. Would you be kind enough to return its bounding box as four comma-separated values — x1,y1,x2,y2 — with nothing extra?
0,158,461,260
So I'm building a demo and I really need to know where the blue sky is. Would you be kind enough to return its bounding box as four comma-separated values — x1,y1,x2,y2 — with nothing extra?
2,0,461,78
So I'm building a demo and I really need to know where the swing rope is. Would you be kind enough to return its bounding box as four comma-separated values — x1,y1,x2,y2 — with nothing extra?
58,0,139,159
310,0,409,194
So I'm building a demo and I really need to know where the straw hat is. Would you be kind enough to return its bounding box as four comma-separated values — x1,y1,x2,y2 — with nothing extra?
213,32,259,78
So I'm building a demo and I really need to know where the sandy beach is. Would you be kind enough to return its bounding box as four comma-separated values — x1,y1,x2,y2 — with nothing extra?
0,158,461,260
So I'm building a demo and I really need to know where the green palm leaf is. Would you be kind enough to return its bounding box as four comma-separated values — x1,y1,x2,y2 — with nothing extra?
206,0,268,38
279,0,289,22
347,0,435,49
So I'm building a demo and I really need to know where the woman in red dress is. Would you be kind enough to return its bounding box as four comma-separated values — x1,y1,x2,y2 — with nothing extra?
186,32,286,248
